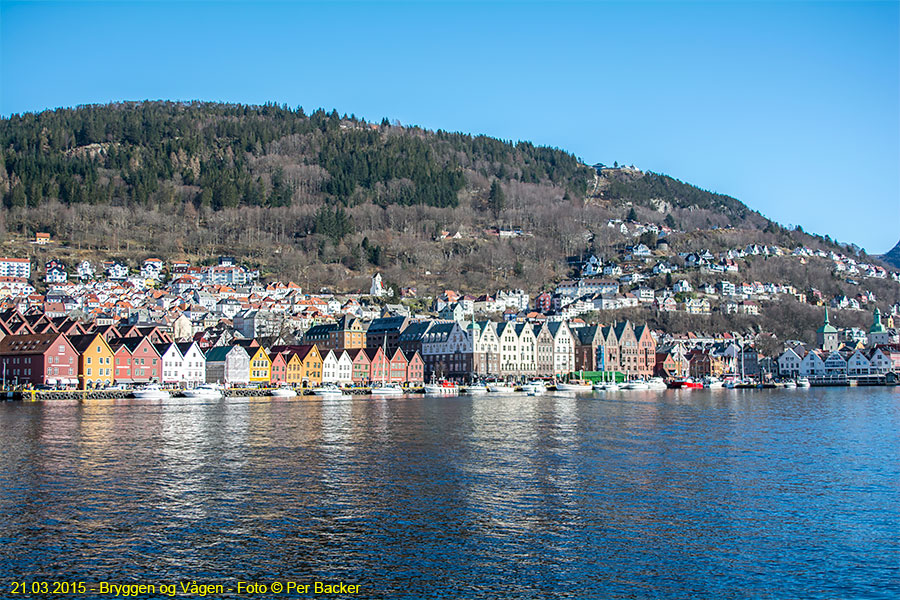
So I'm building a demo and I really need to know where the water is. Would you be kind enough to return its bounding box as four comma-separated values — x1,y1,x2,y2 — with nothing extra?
1,388,898,599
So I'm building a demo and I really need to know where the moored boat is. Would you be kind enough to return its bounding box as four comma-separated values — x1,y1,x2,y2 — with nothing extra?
311,383,343,398
621,380,649,390
424,379,459,396
796,377,810,387
132,383,171,400
668,378,703,389
702,376,724,389
271,383,298,397
522,380,547,395
593,381,620,391
182,383,223,399
370,382,404,396
556,380,593,393
486,381,516,393
646,377,668,390
460,382,488,395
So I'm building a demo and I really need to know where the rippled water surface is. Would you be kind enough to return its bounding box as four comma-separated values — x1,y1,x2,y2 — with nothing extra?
1,388,899,599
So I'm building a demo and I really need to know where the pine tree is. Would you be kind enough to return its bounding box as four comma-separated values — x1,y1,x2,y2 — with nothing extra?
489,180,505,218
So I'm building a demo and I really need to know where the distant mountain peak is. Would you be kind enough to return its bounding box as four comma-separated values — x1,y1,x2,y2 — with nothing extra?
881,239,900,269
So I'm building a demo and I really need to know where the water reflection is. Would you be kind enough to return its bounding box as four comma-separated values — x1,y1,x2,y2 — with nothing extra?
0,388,897,599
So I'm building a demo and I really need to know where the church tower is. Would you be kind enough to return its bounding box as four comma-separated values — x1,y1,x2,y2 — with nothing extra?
816,307,838,352
867,307,889,347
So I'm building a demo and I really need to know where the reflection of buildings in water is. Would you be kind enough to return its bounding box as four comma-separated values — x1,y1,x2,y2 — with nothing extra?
156,399,222,521
465,396,543,536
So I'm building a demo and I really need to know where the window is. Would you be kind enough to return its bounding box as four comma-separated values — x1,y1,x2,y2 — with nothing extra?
87,357,92,365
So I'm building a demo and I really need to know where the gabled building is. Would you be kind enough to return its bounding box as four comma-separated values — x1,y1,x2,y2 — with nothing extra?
69,333,114,389
176,341,206,385
0,332,79,387
154,342,184,385
205,345,250,385
345,348,371,384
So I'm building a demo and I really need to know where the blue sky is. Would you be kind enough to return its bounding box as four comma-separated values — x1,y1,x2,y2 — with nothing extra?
2,1,898,253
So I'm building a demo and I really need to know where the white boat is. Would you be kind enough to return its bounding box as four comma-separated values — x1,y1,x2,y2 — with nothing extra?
782,381,797,389
555,380,593,393
647,377,668,390
460,383,488,395
522,380,547,395
311,383,342,398
424,380,459,396
622,380,649,390
796,377,810,387
486,382,516,393
370,382,404,396
132,383,171,400
702,376,724,389
182,383,223,399
593,381,621,391
268,382,297,397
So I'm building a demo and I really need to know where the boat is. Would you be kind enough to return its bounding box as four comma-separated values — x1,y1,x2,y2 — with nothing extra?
556,380,593,393
311,383,343,398
132,383,171,400
782,380,797,389
646,377,668,390
521,380,547,395
370,382,404,396
486,381,516,393
460,382,488,395
621,380,649,390
182,383,223,399
796,377,810,387
424,379,459,396
593,381,620,391
668,378,703,389
271,383,298,397
702,376,724,389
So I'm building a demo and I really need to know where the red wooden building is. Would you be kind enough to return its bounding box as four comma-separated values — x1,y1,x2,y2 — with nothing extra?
0,332,79,387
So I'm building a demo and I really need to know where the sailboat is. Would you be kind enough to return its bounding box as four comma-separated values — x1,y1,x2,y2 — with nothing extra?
370,337,403,396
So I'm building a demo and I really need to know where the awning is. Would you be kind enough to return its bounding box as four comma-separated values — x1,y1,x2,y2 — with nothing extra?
46,378,58,384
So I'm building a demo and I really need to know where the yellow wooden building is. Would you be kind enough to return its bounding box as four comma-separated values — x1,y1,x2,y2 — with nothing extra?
69,333,115,389
282,345,323,387
248,346,272,384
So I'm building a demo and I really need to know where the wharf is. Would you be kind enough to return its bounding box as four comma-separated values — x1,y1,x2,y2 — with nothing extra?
3,386,427,402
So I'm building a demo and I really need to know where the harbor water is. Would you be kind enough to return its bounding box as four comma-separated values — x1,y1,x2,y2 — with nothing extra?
1,387,898,599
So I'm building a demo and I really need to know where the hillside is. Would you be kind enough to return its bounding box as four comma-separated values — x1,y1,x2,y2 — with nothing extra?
0,101,884,300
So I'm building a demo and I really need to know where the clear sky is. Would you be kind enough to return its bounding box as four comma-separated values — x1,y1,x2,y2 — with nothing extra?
2,1,898,253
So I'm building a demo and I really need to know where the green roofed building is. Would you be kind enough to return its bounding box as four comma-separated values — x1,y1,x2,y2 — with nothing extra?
816,307,839,352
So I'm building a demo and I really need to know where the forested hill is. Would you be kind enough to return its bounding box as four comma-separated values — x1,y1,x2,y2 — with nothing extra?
0,101,856,293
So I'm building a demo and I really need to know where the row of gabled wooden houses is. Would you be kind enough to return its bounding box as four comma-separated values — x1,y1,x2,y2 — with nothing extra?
0,324,426,390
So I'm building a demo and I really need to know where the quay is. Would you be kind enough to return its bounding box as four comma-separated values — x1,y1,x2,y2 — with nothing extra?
2,386,427,402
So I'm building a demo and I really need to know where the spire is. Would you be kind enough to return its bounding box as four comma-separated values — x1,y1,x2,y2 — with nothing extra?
824,306,830,326
870,307,886,334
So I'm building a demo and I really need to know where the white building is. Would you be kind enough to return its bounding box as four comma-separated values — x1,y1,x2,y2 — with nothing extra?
45,267,68,284
0,258,30,279
157,343,184,385
778,347,804,377
77,261,95,280
177,342,206,385
322,349,339,383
